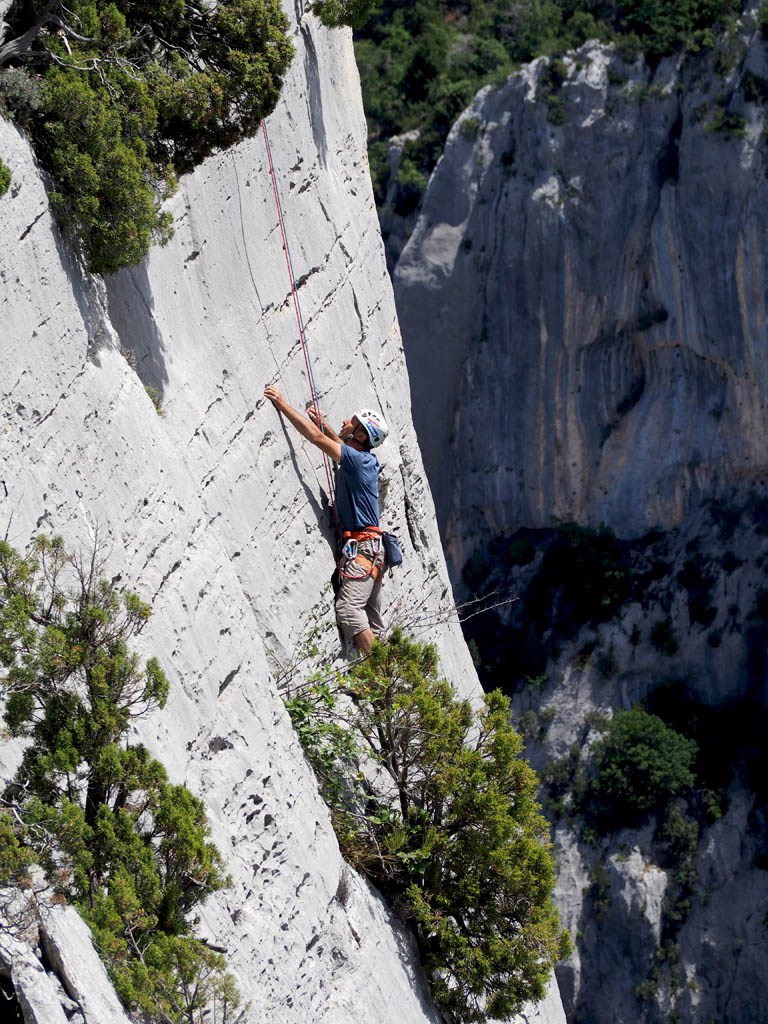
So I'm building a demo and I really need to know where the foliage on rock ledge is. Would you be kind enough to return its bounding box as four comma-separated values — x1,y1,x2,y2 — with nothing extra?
0,0,293,273
0,535,240,1024
311,0,375,29
586,708,699,827
285,628,570,1022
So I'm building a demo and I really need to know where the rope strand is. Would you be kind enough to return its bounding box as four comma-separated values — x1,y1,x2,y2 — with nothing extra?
261,119,339,540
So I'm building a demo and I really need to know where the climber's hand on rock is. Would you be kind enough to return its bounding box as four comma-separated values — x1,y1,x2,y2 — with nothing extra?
306,406,324,427
264,385,284,410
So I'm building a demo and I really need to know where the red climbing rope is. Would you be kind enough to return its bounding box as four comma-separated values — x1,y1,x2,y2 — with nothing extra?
261,119,339,539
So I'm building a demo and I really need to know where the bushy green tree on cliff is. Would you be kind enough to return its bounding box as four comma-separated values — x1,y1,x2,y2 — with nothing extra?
0,535,239,1024
311,0,375,29
588,707,698,828
0,0,293,272
286,629,570,1022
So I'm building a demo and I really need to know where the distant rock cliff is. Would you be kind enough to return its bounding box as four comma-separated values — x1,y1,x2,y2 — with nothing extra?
393,13,768,1024
395,17,768,576
0,3,565,1023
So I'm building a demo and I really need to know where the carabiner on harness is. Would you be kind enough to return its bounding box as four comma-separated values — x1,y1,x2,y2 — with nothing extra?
342,538,358,560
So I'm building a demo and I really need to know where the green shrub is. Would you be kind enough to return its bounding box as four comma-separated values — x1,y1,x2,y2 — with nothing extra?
595,644,618,679
548,57,569,88
462,547,492,592
657,802,700,928
0,535,238,1023
506,537,536,565
393,157,429,215
561,11,605,50
286,630,570,1023
145,385,164,416
615,0,735,56
537,56,570,125
546,97,567,125
707,105,748,137
459,115,481,139
2,0,293,272
541,743,586,820
0,810,35,885
539,706,556,729
586,860,612,914
461,524,631,690
636,940,684,1007
519,708,540,741
741,68,768,103
588,708,697,827
42,70,173,275
365,138,390,204
0,68,44,122
312,0,375,28
613,31,645,61
0,157,10,198
538,524,631,627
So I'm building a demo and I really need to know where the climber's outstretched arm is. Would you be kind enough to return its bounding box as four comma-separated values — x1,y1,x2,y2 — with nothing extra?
264,385,342,463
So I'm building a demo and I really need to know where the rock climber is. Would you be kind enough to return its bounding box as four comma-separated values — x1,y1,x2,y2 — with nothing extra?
264,385,389,654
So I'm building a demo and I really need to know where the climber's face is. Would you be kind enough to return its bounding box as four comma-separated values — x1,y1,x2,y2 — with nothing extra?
350,417,369,445
342,416,368,447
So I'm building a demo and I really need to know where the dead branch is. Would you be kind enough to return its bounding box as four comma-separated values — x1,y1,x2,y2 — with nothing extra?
0,0,57,69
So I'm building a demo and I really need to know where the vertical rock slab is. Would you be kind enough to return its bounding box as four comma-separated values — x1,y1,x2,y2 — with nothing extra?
11,955,71,1024
0,890,132,1024
39,907,134,1024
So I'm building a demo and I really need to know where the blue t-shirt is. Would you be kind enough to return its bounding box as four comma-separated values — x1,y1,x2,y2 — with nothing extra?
336,445,380,532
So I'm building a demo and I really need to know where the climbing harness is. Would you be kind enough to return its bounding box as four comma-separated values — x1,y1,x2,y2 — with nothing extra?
261,118,339,541
344,527,385,545
347,552,385,582
338,527,385,581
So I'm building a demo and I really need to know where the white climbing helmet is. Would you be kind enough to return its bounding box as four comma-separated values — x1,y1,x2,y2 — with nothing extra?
354,408,389,449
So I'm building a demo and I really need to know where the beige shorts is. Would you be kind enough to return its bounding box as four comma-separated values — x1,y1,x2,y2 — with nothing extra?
335,538,386,642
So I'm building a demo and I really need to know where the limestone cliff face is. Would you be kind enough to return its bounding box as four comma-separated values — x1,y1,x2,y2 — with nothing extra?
0,5,566,1022
395,21,768,576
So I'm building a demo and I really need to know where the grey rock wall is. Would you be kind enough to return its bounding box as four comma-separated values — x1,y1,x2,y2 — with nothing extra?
395,19,768,576
0,892,134,1024
0,4,563,1023
549,782,768,1024
489,498,768,1023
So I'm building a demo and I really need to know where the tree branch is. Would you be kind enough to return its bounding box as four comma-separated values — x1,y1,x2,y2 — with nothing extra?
0,0,57,68
48,14,95,43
